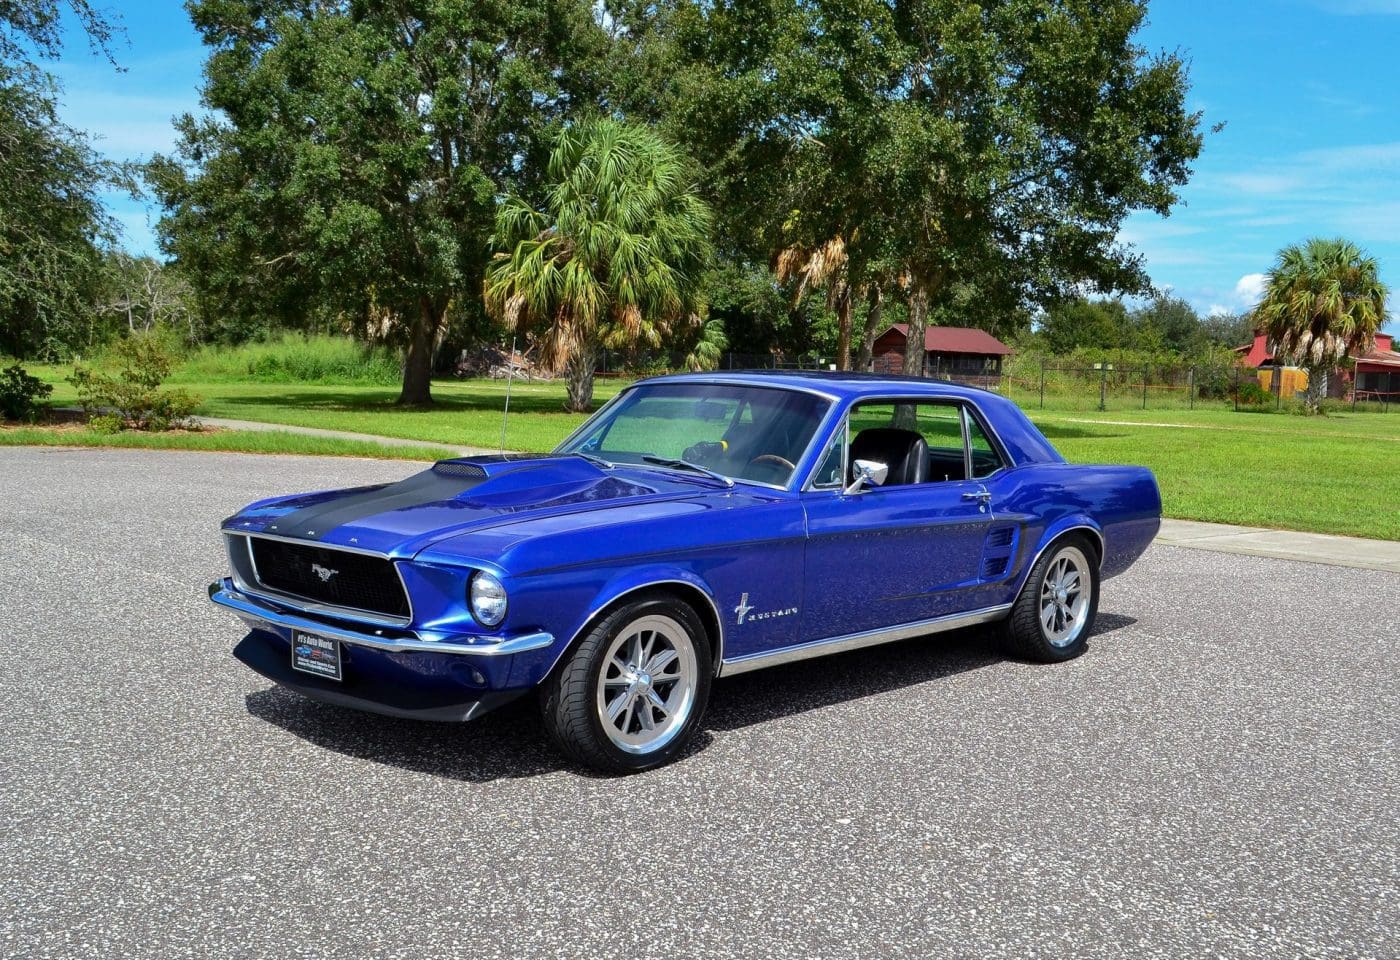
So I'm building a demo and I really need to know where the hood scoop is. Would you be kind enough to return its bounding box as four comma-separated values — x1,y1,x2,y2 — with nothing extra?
430,454,614,496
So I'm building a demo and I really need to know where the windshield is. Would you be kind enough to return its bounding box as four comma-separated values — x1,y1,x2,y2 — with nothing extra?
556,382,832,487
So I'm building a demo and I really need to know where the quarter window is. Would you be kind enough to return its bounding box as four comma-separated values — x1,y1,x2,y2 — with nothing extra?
963,410,1004,479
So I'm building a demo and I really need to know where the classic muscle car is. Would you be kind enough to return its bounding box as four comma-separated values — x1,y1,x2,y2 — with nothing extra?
211,372,1160,772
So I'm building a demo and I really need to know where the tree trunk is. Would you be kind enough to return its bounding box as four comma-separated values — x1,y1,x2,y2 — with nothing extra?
903,285,929,377
1304,365,1327,414
835,285,853,370
856,286,883,372
565,341,597,413
398,298,440,406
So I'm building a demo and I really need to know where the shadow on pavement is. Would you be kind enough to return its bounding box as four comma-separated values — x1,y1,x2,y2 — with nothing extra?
244,687,571,782
245,610,1137,781
707,612,1138,731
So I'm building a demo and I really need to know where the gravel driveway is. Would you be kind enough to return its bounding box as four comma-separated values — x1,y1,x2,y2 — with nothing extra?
1,447,1395,959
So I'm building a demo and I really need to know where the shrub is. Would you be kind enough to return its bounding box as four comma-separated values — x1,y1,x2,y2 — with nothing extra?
69,332,203,431
1231,379,1274,409
88,413,122,434
0,364,53,422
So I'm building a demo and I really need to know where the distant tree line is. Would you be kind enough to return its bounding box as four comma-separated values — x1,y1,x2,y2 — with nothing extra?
6,0,1213,410
1027,295,1255,361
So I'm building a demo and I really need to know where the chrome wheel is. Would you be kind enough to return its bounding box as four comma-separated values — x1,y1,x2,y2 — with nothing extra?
595,614,698,755
1039,545,1092,648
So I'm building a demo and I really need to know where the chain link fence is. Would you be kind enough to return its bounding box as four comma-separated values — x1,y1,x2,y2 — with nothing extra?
591,349,1397,413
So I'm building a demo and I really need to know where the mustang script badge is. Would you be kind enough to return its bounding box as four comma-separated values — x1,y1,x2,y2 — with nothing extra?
734,592,796,626
311,563,339,583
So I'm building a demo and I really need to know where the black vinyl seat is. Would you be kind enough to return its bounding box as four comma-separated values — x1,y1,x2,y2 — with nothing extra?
850,428,928,486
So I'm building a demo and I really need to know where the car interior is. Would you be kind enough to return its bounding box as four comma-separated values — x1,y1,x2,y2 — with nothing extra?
837,401,1004,488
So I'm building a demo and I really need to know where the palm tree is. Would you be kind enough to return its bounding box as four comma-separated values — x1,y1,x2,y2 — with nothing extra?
683,317,728,372
775,235,854,369
1254,238,1390,413
485,119,714,412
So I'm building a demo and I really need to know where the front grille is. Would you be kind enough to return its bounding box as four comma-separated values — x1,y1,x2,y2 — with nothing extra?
248,537,410,619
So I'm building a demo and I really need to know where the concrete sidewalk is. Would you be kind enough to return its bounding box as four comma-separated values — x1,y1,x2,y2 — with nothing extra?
196,416,499,457
1156,519,1400,574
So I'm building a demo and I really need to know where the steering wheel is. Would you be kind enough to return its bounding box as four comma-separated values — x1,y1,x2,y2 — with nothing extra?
748,453,795,471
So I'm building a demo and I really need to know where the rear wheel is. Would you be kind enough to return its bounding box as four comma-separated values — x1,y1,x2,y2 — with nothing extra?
540,596,712,773
1001,536,1099,662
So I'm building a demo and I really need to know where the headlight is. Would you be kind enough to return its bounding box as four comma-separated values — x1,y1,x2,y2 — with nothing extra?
469,571,508,627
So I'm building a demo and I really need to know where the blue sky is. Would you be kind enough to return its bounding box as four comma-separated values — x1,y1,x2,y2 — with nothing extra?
52,0,1400,332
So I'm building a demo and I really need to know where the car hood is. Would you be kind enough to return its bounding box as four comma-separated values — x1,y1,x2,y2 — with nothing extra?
221,454,736,558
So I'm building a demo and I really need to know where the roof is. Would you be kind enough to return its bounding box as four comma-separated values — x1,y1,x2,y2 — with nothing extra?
647,370,1007,401
641,371,1066,465
1356,346,1400,369
881,324,1012,356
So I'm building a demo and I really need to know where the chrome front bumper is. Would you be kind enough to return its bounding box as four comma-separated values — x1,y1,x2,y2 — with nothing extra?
208,579,554,657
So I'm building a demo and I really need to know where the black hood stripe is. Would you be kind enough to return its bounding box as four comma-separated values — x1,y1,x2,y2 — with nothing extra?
266,469,484,541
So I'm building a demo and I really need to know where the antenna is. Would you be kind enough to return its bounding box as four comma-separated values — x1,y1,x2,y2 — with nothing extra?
499,335,517,456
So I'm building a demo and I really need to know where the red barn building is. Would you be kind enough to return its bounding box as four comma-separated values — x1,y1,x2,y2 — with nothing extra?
1235,332,1400,399
871,324,1012,378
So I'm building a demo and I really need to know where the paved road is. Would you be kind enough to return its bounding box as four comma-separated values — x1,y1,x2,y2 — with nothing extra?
1,447,1395,960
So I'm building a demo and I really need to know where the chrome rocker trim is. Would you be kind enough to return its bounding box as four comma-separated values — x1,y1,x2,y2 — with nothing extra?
717,602,1013,677
208,580,554,657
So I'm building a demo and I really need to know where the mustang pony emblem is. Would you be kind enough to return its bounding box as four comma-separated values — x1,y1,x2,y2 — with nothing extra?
734,593,755,625
311,563,339,583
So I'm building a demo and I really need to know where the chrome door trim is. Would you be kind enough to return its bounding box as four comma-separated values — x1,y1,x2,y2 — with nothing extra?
717,602,1012,676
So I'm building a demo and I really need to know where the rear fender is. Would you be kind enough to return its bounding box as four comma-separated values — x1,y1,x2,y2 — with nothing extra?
1014,516,1105,598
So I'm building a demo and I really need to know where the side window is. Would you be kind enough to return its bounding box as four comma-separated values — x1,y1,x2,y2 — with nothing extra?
843,399,1004,485
963,410,1004,479
913,404,966,483
848,400,966,484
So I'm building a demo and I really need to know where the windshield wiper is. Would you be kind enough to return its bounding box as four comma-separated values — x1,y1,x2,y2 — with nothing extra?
640,455,734,488
566,450,614,469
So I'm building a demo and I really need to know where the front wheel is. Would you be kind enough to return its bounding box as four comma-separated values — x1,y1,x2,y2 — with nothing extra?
540,596,712,773
1001,537,1099,662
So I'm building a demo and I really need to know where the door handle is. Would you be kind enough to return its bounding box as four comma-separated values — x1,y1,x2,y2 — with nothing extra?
961,490,992,503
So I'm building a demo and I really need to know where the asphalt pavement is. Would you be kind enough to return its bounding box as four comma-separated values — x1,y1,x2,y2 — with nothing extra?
1,446,1395,959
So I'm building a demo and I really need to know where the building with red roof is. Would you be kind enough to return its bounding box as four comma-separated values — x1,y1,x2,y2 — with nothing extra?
871,324,1013,378
1234,332,1400,400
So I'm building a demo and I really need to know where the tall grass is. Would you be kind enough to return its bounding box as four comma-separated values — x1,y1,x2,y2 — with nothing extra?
173,334,404,385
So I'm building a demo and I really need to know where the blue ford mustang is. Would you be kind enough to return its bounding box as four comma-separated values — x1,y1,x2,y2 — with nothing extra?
211,372,1160,772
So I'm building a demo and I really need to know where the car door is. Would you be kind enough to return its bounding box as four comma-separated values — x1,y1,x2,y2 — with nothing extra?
798,399,999,642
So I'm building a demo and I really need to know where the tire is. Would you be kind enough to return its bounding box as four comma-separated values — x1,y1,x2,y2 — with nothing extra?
540,595,713,774
1001,535,1099,663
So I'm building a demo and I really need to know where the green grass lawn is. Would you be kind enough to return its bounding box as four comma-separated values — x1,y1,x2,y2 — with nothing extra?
20,364,1400,539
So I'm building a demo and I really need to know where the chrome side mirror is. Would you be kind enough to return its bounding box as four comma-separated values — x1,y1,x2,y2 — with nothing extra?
844,458,889,495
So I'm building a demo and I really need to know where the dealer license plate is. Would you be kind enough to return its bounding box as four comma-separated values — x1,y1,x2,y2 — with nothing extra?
291,631,342,681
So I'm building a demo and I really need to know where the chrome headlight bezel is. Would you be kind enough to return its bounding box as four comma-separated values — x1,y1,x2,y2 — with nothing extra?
468,570,508,628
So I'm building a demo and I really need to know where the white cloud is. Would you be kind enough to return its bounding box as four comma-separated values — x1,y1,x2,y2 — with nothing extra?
1208,304,1232,317
1234,273,1268,307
